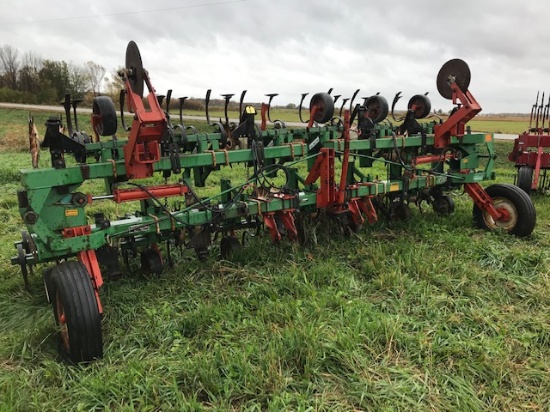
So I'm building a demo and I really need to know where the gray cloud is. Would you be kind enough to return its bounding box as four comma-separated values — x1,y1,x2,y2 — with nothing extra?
2,0,550,113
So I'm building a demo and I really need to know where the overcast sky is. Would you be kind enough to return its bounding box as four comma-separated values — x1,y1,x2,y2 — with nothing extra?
2,0,550,114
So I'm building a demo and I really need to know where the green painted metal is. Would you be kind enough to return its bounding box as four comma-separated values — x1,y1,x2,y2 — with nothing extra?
12,115,497,266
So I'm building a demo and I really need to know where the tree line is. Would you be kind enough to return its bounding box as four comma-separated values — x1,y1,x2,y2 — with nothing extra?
0,44,113,105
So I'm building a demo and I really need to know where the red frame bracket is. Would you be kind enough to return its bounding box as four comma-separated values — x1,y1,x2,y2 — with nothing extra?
62,225,104,314
434,83,481,149
122,74,167,179
305,148,336,208
464,183,508,223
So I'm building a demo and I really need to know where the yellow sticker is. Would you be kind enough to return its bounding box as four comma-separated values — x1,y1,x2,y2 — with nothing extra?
390,183,400,192
65,209,79,217
245,106,256,114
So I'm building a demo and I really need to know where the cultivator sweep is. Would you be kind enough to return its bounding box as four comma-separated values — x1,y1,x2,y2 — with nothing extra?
11,43,536,362
509,92,550,193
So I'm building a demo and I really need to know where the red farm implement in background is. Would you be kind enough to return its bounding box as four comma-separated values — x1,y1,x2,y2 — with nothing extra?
509,92,550,193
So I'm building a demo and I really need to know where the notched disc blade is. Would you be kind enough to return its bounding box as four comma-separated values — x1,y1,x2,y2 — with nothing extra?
125,41,144,98
436,58,471,100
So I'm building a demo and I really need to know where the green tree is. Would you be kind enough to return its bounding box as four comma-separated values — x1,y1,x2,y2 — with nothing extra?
39,60,70,101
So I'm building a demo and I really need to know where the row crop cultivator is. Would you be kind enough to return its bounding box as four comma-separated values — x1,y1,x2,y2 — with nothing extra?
509,91,550,193
12,42,536,362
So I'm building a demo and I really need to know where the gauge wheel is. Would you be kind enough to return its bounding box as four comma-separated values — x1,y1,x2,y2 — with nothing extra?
432,195,455,216
220,236,242,259
92,96,118,136
408,94,431,119
309,92,335,124
50,261,103,363
140,248,164,275
365,95,389,123
393,202,412,221
473,184,536,237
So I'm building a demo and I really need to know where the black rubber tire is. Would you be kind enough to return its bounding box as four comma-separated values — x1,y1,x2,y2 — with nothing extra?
43,266,54,303
93,96,118,136
408,94,431,119
517,166,533,195
309,92,335,124
394,202,412,221
473,183,536,237
432,195,455,216
140,248,164,275
365,95,389,123
220,236,242,259
50,261,103,363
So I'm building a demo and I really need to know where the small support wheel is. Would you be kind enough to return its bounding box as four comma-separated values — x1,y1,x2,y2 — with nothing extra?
408,94,431,119
50,261,103,363
432,195,455,216
473,183,536,237
220,236,242,259
365,95,389,123
140,248,164,275
92,96,118,136
517,165,534,194
309,92,335,124
393,202,412,221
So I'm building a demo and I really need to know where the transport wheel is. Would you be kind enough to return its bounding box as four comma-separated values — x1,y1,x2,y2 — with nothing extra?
517,166,533,194
220,236,242,259
309,92,335,124
408,94,431,119
365,95,389,123
432,195,455,216
473,184,536,237
92,96,118,136
50,261,103,363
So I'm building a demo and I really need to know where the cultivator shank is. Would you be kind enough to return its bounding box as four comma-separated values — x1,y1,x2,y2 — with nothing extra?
12,42,536,362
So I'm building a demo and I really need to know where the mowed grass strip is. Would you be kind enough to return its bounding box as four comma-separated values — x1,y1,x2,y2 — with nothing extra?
0,108,548,411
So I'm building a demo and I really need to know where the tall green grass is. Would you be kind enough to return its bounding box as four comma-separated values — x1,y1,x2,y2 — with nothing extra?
0,110,548,411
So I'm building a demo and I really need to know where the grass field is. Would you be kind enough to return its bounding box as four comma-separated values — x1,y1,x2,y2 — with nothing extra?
0,108,548,411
